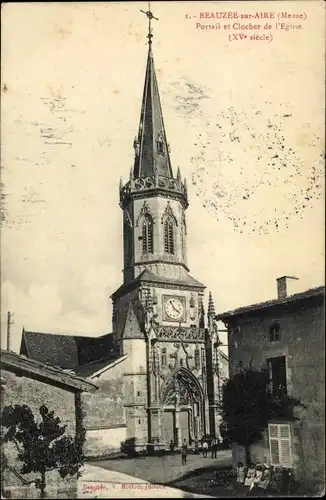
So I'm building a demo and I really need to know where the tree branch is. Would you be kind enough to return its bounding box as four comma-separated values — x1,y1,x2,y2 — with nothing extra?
12,437,23,454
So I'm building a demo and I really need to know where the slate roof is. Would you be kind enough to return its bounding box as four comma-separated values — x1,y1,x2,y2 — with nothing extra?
1,350,98,393
74,356,124,378
122,302,145,340
111,268,205,299
133,43,173,179
20,330,116,370
216,285,325,321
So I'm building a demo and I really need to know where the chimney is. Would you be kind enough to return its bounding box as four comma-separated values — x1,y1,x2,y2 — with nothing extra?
276,276,299,299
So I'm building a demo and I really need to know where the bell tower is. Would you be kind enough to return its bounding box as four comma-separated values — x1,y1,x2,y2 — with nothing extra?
110,4,217,448
119,39,189,286
112,5,205,344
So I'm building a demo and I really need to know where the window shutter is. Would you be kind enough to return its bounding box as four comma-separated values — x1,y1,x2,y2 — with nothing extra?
268,424,292,468
269,424,278,438
280,424,292,468
269,424,280,465
270,439,280,465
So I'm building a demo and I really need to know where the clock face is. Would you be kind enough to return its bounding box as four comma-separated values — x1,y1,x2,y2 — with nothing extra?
165,297,185,321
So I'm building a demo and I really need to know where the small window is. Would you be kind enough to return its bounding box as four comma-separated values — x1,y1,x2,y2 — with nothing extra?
269,322,281,342
137,391,140,397
157,133,165,155
138,420,141,424
157,141,164,154
268,423,292,467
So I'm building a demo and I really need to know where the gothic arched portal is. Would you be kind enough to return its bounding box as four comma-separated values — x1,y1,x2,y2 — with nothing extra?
160,368,205,446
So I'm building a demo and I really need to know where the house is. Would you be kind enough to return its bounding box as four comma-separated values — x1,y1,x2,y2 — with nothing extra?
1,350,97,499
216,277,325,489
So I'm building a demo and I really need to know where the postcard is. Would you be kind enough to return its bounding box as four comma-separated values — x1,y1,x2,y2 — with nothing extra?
1,1,324,498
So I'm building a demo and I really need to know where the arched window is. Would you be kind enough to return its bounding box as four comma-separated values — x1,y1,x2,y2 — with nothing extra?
164,218,174,254
142,215,153,253
269,322,281,342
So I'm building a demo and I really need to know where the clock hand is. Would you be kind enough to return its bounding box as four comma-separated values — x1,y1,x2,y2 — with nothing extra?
171,302,179,313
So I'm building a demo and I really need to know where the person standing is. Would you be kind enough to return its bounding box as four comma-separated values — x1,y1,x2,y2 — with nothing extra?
181,439,188,465
194,438,199,454
211,437,218,459
202,439,208,458
169,440,175,455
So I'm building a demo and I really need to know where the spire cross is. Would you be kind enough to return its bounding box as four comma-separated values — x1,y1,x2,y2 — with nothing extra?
140,2,158,45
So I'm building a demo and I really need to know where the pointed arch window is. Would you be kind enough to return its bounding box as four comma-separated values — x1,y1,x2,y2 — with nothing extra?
164,218,174,254
142,215,154,254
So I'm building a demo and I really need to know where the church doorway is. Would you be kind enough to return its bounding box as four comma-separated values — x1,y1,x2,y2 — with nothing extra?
163,410,175,445
161,368,204,447
179,409,190,443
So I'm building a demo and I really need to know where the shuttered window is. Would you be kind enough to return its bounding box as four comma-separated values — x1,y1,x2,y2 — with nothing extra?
164,219,174,254
268,423,292,468
142,215,153,253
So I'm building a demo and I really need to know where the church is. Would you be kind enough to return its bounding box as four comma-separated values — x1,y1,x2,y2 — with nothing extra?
20,12,228,456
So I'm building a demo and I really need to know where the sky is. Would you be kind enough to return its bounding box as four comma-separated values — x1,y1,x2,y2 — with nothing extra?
1,1,325,354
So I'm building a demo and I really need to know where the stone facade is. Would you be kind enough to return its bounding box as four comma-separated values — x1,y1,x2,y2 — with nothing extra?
103,36,229,451
18,29,229,458
82,356,128,457
217,284,325,487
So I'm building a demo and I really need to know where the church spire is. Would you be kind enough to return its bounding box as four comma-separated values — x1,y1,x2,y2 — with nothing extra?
208,292,218,330
119,4,188,211
134,5,173,179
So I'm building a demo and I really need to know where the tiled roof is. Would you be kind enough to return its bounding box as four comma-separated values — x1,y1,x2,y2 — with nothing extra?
216,285,325,321
20,330,116,370
111,268,205,299
1,350,98,393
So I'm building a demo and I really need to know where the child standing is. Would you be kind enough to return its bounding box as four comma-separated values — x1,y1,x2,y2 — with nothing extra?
202,439,208,458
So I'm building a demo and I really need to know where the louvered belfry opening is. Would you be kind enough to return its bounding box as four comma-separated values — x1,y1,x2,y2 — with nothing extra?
142,214,154,253
164,218,174,254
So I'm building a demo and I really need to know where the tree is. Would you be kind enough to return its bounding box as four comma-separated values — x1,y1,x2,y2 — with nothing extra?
218,367,303,465
1,404,86,499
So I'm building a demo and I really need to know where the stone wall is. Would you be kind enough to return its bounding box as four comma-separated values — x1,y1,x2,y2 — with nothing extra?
227,296,325,484
82,356,129,456
123,339,148,447
1,370,78,499
84,425,127,458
